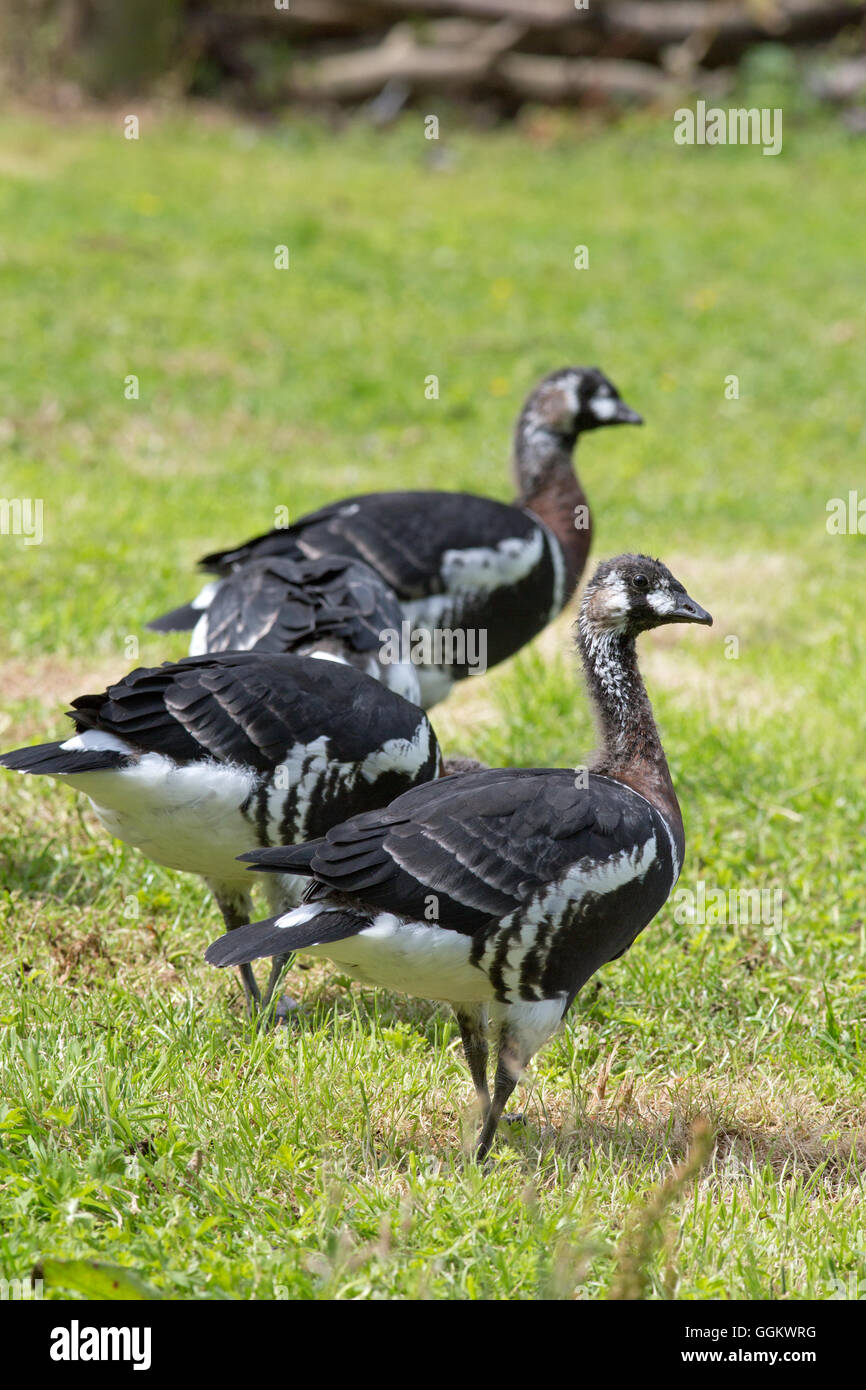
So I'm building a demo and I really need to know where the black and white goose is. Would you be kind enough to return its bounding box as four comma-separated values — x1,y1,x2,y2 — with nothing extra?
205,555,711,1156
0,653,442,1016
150,553,420,706
149,368,642,707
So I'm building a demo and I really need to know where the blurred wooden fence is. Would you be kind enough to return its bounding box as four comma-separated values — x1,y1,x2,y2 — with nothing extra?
5,0,866,110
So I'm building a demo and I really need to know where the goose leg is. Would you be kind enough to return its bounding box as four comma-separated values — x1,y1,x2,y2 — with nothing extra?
476,1027,523,1161
476,998,565,1158
455,1004,490,1117
260,953,298,1022
258,876,301,1023
210,885,260,1017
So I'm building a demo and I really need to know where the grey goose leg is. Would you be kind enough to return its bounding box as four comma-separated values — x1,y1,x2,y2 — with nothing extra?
210,885,260,1017
476,1027,525,1161
455,1003,491,1118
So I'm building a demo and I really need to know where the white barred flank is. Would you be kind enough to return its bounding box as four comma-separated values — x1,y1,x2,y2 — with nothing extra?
482,833,659,999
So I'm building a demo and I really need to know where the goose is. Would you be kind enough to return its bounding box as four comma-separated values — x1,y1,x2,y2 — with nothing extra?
149,368,642,708
0,653,442,1018
205,554,711,1157
150,553,420,705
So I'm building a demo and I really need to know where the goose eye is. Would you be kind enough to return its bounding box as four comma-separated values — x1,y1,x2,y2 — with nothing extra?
632,574,649,590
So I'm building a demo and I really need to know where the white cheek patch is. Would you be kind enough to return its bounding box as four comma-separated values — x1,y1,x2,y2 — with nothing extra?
600,575,630,622
647,588,676,615
589,393,618,422
563,375,581,416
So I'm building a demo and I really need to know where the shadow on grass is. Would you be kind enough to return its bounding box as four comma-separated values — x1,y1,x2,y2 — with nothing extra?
551,1091,866,1190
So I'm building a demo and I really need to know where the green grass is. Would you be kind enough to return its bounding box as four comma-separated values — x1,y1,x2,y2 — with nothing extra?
0,103,864,1301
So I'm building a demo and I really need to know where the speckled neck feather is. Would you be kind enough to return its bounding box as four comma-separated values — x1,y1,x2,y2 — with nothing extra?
513,421,590,595
579,625,684,849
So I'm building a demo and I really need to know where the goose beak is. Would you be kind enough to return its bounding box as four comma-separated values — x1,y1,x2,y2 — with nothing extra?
614,401,643,425
672,592,713,626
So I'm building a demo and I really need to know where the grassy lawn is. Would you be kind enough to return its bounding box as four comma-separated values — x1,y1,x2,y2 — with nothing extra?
0,102,864,1301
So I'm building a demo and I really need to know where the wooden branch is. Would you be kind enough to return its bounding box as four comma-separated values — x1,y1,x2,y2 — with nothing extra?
287,28,501,100
368,0,586,28
605,0,866,45
189,0,385,41
498,52,672,102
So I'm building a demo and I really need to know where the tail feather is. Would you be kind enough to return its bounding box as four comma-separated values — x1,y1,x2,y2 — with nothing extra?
199,548,237,575
238,842,322,875
205,907,362,966
0,742,126,776
146,601,201,633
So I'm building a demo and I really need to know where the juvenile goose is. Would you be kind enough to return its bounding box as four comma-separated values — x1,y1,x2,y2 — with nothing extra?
150,554,420,705
149,368,642,707
205,555,711,1156
0,653,442,1016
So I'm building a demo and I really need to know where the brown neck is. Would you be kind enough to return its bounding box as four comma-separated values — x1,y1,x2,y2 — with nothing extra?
514,425,591,597
579,624,684,852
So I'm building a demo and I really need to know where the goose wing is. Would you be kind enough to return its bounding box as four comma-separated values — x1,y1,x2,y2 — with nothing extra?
242,767,662,938
200,555,404,656
68,654,437,772
198,492,540,600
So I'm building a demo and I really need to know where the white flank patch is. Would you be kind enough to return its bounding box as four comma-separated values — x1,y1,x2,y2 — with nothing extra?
305,913,495,1003
397,529,545,703
277,902,324,930
307,649,350,666
192,580,221,610
67,753,259,883
269,717,432,840
487,833,659,998
60,730,131,755
593,775,680,884
188,614,209,656
658,811,681,884
188,581,223,656
439,528,545,596
268,735,331,841
360,717,433,784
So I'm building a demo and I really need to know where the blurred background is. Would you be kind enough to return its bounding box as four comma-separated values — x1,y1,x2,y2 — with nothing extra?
2,0,866,124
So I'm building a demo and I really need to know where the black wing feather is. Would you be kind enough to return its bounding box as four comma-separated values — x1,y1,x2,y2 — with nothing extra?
0,742,126,776
198,492,539,598
195,554,405,656
241,769,656,937
67,654,436,771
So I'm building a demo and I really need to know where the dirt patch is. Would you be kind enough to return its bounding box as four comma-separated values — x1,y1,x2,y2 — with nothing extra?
541,1071,866,1189
0,657,127,743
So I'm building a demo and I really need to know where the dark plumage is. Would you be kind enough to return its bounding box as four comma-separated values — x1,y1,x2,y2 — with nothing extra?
149,554,421,706
149,368,642,707
1,653,442,1017
206,554,711,1155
